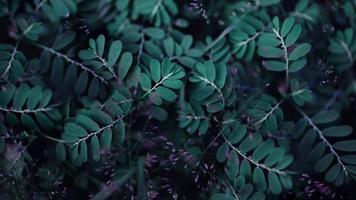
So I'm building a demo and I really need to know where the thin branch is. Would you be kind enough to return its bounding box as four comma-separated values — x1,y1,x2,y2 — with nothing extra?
253,99,284,126
290,12,315,23
0,42,19,80
272,28,289,83
196,75,225,106
38,131,67,143
72,107,134,147
294,105,349,177
339,40,354,64
92,50,119,81
234,31,262,48
35,0,48,12
30,42,108,85
142,72,174,98
178,114,208,120
204,4,259,52
150,0,163,18
0,106,54,114
221,133,287,175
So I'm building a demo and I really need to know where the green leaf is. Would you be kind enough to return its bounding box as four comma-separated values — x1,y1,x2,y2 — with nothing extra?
100,129,112,150
162,79,183,89
13,84,29,109
96,35,105,57
145,28,165,39
226,151,239,177
263,60,285,71
36,112,55,130
71,145,78,160
79,50,96,60
21,113,37,128
139,73,151,91
149,92,162,105
79,141,88,162
323,126,352,137
52,31,76,50
88,78,100,98
341,155,356,165
150,59,161,82
74,71,88,95
163,37,174,57
91,135,100,162
108,40,122,66
0,83,16,107
252,140,274,162
288,43,311,61
285,24,302,47
215,64,227,89
280,174,293,190
205,61,216,82
191,86,215,101
258,46,284,58
289,58,307,73
118,52,133,79
76,114,100,132
114,120,126,143
281,17,295,37
325,164,341,182
333,140,356,152
64,123,87,137
314,153,334,173
253,167,267,191
89,108,113,125
181,35,193,49
265,147,285,167
26,85,42,109
239,134,262,153
216,142,229,163
227,124,246,144
312,109,339,124
155,86,177,101
268,171,282,194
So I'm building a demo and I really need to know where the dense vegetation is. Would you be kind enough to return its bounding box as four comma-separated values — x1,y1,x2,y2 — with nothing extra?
0,0,356,199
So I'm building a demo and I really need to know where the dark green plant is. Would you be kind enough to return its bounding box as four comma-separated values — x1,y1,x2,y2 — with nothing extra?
0,0,356,200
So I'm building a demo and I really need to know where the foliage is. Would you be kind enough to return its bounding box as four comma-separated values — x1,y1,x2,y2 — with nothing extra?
0,0,356,199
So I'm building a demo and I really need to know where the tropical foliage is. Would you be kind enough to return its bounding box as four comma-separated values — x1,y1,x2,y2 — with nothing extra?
0,0,355,199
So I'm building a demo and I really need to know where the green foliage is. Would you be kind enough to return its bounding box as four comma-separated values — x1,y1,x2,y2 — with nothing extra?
343,0,356,23
0,83,61,130
16,18,44,41
291,0,321,30
178,103,209,135
217,119,293,197
257,16,311,76
295,108,355,186
79,34,134,82
132,0,178,27
0,44,26,81
0,0,355,199
328,28,356,71
289,79,313,106
189,61,236,113
33,0,77,23
246,94,284,135
229,11,270,62
60,89,132,164
139,58,184,105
